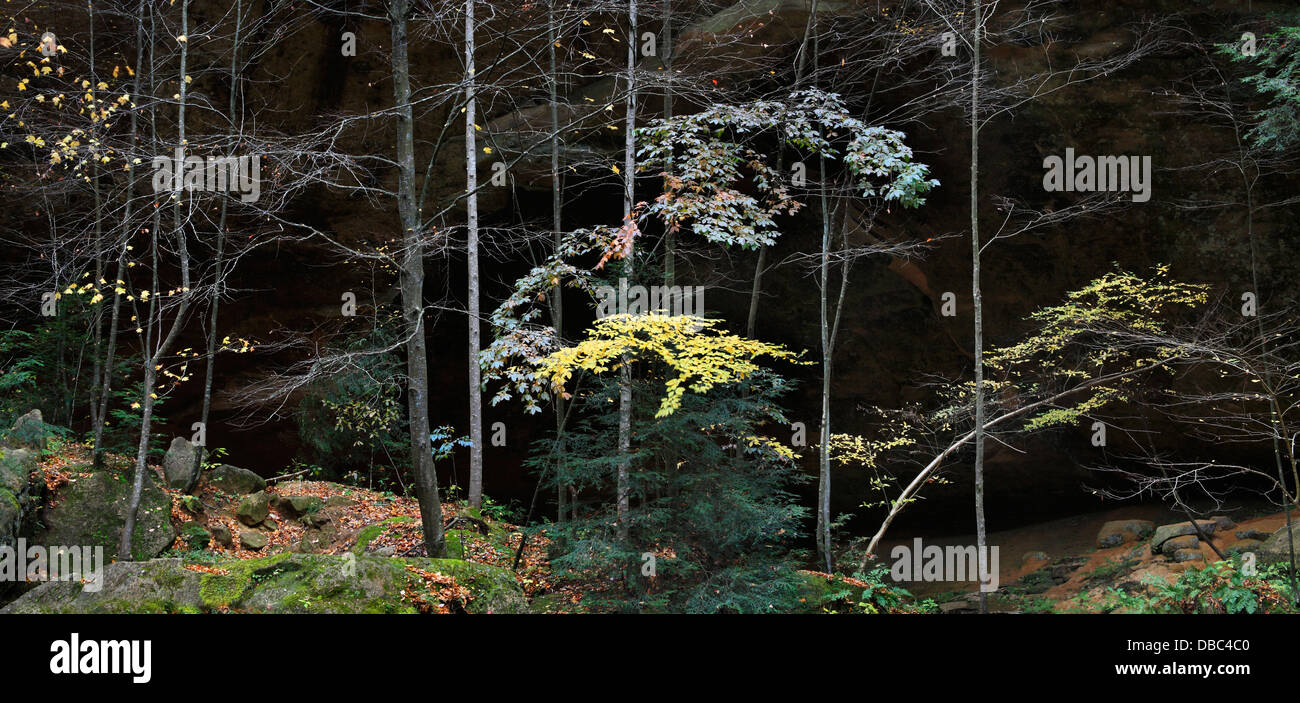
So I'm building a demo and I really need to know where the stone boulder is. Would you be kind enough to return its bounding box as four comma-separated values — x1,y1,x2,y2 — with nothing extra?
324,495,358,509
162,437,206,492
1150,520,1217,551
1258,524,1300,566
1211,516,1236,531
1096,519,1155,548
34,467,175,561
210,524,232,548
1160,535,1199,555
302,512,331,529
178,521,210,550
236,491,272,527
298,526,335,553
276,495,322,519
239,530,267,551
1170,549,1205,563
1236,529,1270,541
1228,539,1263,554
209,464,265,494
5,409,49,450
0,447,40,549
1,553,530,614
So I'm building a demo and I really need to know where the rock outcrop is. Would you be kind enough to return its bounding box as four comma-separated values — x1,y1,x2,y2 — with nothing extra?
1258,524,1300,566
236,491,272,527
33,466,175,561
0,411,49,551
4,409,48,451
1,553,529,614
162,437,206,492
1149,521,1217,553
1096,519,1155,548
209,464,266,494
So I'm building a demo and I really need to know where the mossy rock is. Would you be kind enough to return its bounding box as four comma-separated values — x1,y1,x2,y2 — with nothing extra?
324,495,358,509
0,488,21,549
278,495,322,519
2,553,528,614
444,529,468,559
209,464,266,495
179,521,210,550
0,558,202,614
4,409,49,451
351,516,415,556
1258,525,1300,566
236,491,271,526
0,447,37,495
34,467,175,561
0,447,41,549
211,524,232,548
180,495,204,515
162,437,206,491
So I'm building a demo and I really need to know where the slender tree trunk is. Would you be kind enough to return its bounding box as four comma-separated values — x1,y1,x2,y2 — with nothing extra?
616,0,638,542
548,0,568,523
392,0,445,556
123,0,194,558
187,0,244,494
970,0,989,614
93,0,144,470
88,1,104,434
661,0,674,288
1243,178,1299,600
804,9,837,572
465,0,485,510
816,151,833,572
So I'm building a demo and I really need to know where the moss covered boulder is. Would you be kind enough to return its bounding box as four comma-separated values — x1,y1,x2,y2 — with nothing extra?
209,464,265,495
1096,519,1155,548
1258,524,1300,566
4,409,49,451
0,558,202,614
351,516,414,556
34,467,175,561
0,447,41,549
1,553,529,614
162,437,206,491
276,495,323,519
236,491,272,526
179,521,210,550
0,446,37,495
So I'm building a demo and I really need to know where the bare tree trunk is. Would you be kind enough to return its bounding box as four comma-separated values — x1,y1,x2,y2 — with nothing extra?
1244,165,1299,601
463,0,485,510
465,0,485,510
187,0,244,494
88,1,104,435
616,0,638,542
548,0,568,523
661,0,674,288
970,0,989,614
392,0,445,555
95,0,147,470
123,0,194,558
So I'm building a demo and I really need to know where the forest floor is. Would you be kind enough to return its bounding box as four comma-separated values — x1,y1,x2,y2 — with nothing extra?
878,501,1293,612
30,444,1296,613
